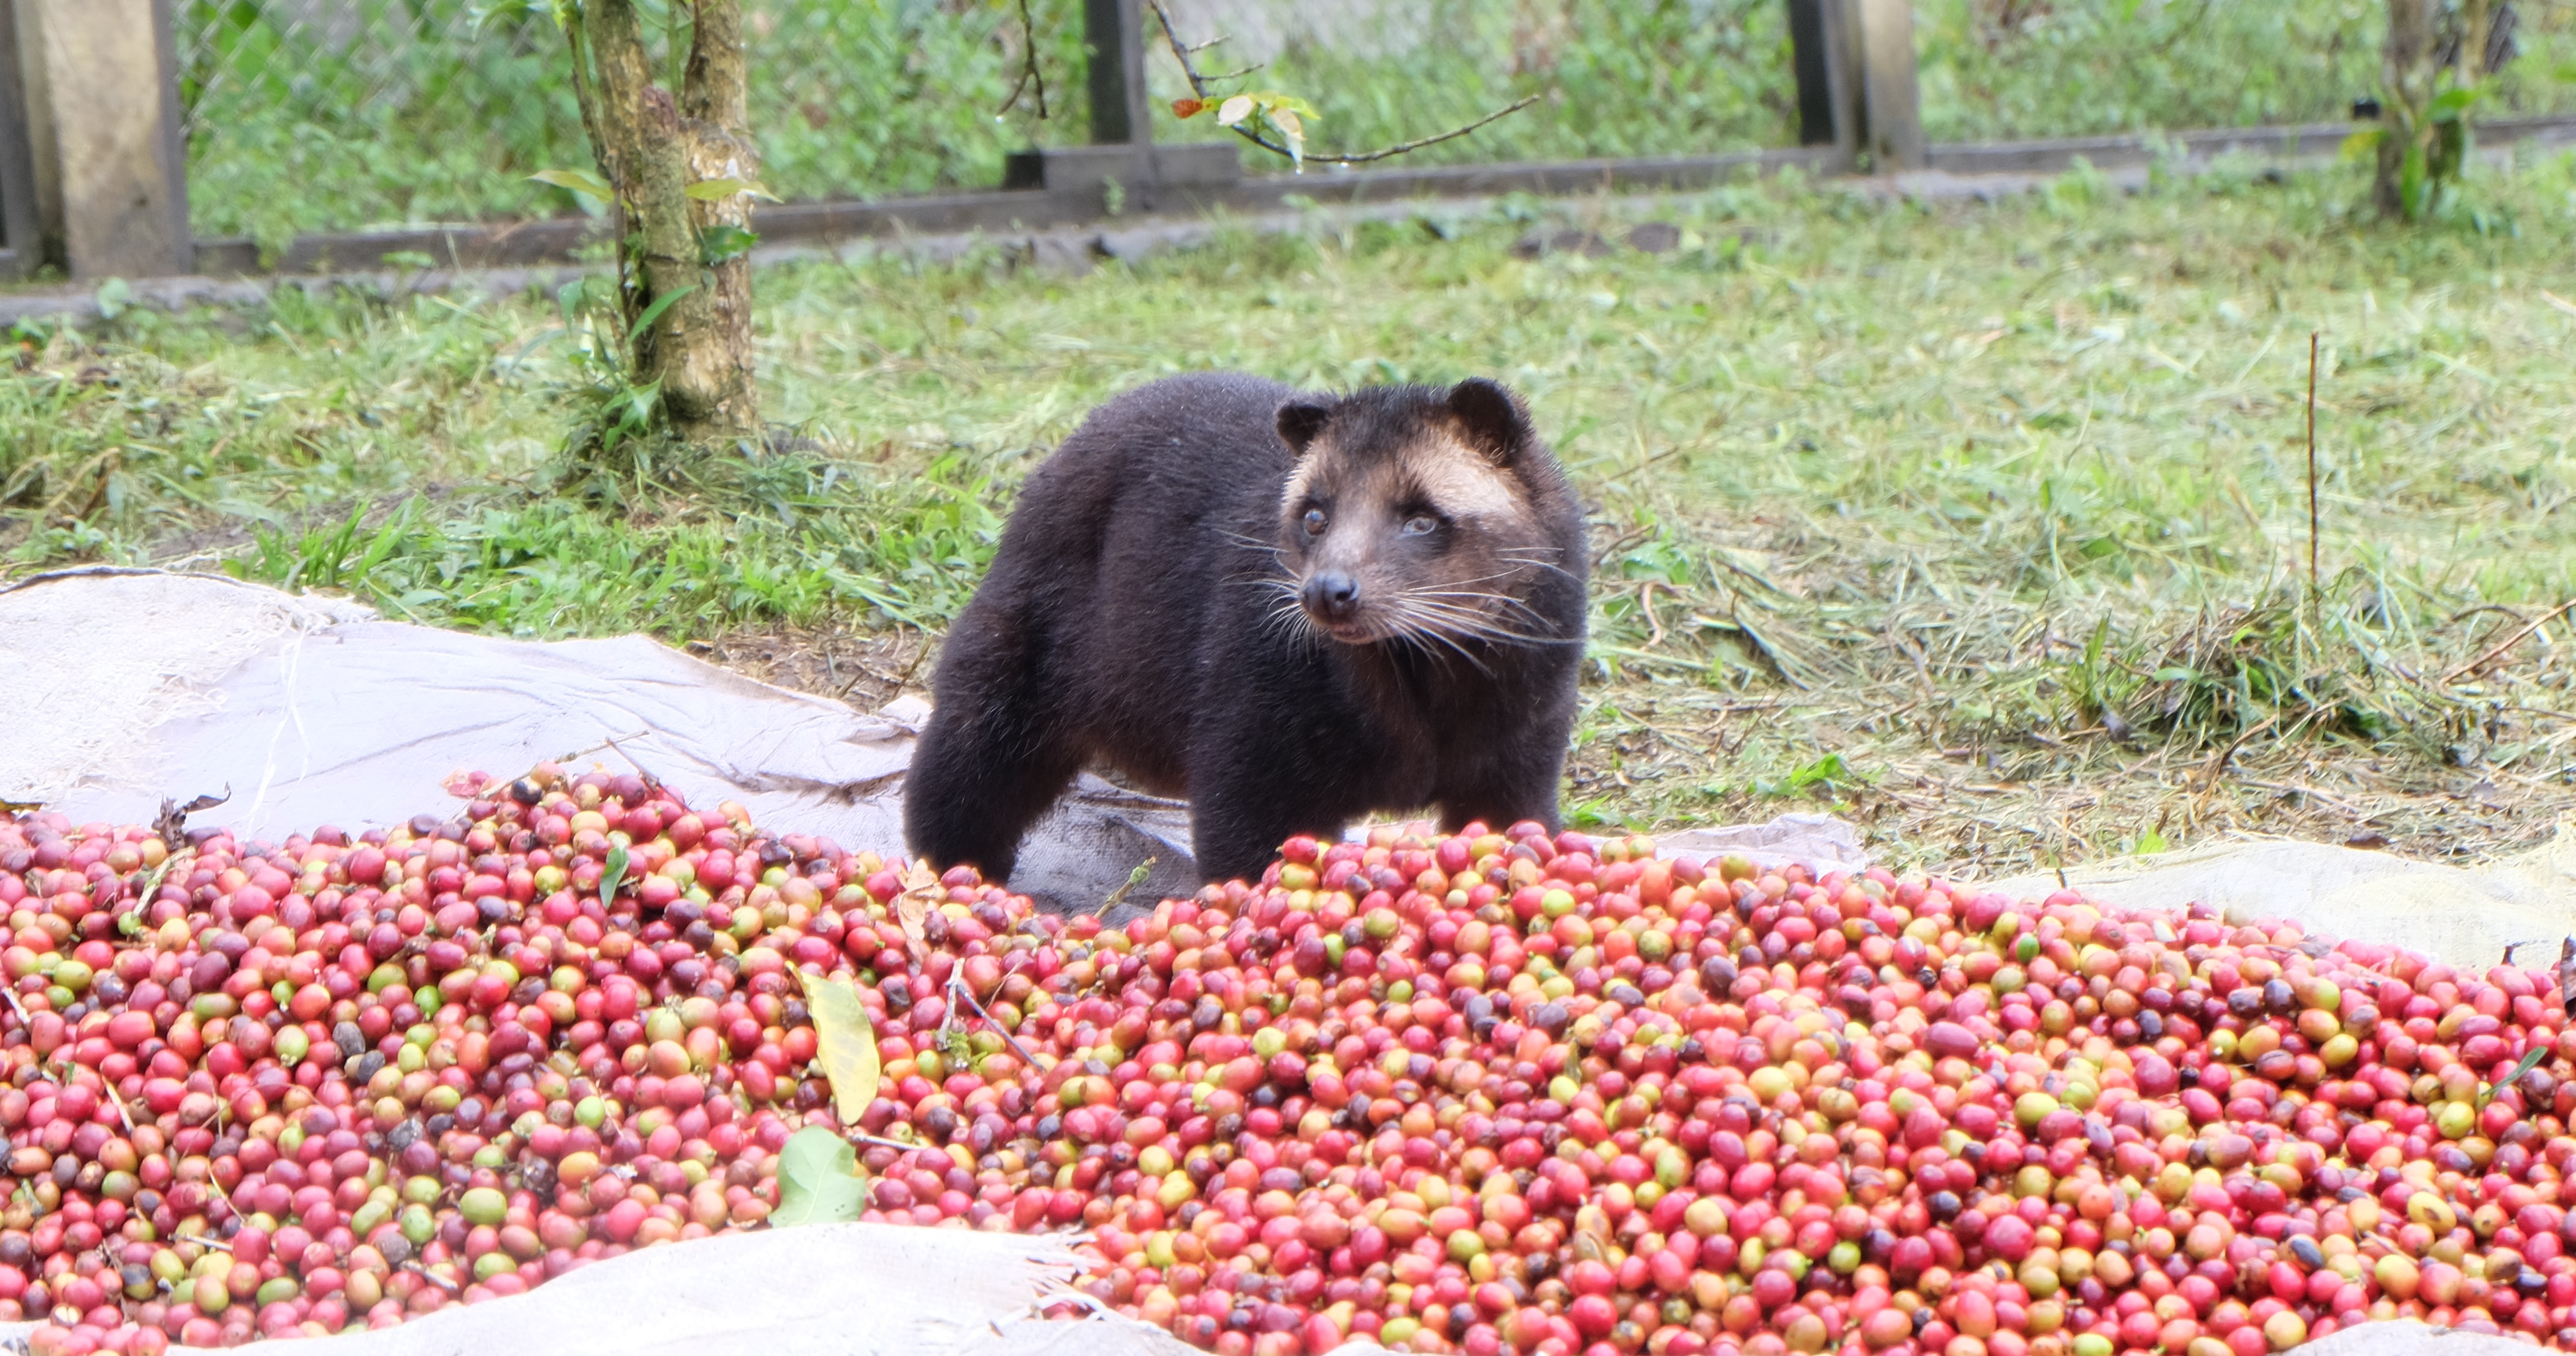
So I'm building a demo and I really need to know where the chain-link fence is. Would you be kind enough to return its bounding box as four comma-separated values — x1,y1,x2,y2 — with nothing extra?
177,0,2576,246
1918,0,2573,144
179,0,1097,246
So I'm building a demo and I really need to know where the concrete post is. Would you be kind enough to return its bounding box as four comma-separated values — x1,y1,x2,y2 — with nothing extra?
0,0,42,275
1084,0,1152,148
17,0,190,278
1855,0,1924,171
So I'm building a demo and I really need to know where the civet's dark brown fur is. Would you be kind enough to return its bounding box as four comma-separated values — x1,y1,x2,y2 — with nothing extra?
904,372,1587,884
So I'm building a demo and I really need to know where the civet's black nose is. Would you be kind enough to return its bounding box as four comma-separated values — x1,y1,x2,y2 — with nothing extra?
1302,572,1362,622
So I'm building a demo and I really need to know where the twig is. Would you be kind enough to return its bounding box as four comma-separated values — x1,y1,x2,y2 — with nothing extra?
404,1261,461,1294
1095,857,1156,917
946,974,1045,1071
2194,717,2276,794
2443,598,2576,683
177,1233,232,1253
997,0,1048,120
844,1130,934,1156
105,1080,136,1132
1636,581,1673,648
549,729,654,770
2305,331,2321,611
597,733,664,791
1146,0,1535,165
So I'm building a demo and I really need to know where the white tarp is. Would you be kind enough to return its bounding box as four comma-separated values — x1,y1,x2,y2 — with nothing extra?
0,568,1866,920
0,568,1200,918
5,567,2573,1355
1979,828,2576,971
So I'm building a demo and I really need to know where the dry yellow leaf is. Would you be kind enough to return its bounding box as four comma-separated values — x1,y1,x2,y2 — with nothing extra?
800,970,882,1123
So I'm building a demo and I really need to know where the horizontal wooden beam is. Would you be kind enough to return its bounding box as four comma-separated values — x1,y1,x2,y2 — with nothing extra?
144,111,2576,283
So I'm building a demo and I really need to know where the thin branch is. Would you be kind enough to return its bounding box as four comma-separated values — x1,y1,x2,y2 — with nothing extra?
559,20,632,307
2305,330,2320,610
997,0,1048,119
1147,0,1537,166
2443,598,2576,683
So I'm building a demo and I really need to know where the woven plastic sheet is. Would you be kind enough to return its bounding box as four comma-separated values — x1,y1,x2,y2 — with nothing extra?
8,568,2576,1355
1979,828,2576,972
0,568,1196,919
0,1221,1209,1356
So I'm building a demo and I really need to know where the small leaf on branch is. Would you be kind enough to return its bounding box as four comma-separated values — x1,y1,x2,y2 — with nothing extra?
1172,98,1207,119
1270,105,1306,165
772,1127,868,1226
700,225,760,265
529,168,615,200
2339,128,2386,161
684,178,777,202
467,0,540,35
1147,0,1528,166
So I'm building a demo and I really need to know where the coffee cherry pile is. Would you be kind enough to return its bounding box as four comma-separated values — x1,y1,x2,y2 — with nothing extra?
7,773,2576,1356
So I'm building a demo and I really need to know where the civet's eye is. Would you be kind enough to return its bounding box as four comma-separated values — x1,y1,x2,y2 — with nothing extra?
1402,514,1439,537
1302,509,1327,536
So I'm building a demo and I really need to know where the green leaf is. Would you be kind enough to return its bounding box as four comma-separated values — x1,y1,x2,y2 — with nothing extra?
94,278,132,321
802,972,883,1123
699,224,760,265
684,178,778,202
529,168,615,201
771,1127,868,1227
2429,86,2485,124
2133,829,2169,855
630,284,697,336
2339,128,2385,162
468,0,546,34
2483,1046,2550,1106
2400,142,2430,220
599,844,629,904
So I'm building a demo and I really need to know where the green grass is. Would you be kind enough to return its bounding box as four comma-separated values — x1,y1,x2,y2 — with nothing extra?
11,148,2576,870
172,0,2576,243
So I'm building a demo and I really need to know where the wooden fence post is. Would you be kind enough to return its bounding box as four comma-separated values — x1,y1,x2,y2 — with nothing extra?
0,0,42,276
16,0,189,278
1785,0,1855,159
1085,0,1152,148
1854,0,1924,170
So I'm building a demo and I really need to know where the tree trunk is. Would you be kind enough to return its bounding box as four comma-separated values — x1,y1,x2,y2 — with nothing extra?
2462,0,2493,84
681,1,758,446
569,0,760,449
2375,0,2435,219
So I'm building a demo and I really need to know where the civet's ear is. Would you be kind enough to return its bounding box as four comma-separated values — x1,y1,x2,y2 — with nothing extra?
1445,377,1532,465
1276,399,1334,454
